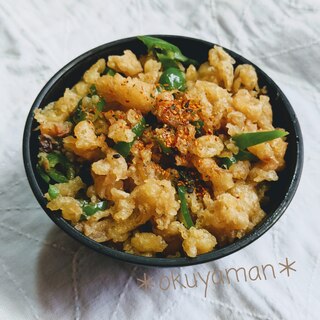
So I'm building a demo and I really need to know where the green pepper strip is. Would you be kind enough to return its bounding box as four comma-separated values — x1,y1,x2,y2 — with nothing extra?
232,130,288,150
102,67,116,76
219,150,258,169
38,152,75,183
83,200,108,216
235,149,258,161
47,169,68,183
92,97,106,121
219,156,237,170
89,84,97,96
47,152,75,180
191,120,204,137
156,53,179,69
159,67,186,91
81,200,109,220
73,85,106,123
156,138,173,155
177,185,194,229
137,36,198,67
219,130,288,169
36,164,50,183
72,99,86,124
46,152,62,167
48,184,60,199
113,117,146,157
96,98,106,112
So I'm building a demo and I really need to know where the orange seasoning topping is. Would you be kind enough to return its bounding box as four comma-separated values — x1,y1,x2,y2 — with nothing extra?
154,94,200,128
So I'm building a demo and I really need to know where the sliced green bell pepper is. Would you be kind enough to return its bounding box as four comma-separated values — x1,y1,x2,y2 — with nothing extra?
46,168,68,183
218,150,258,169
72,99,86,124
36,163,50,183
38,152,75,184
219,156,237,169
113,117,146,157
80,200,109,220
102,67,116,76
232,130,288,150
73,85,106,124
89,84,97,96
48,184,60,199
156,138,173,155
137,36,198,67
82,200,108,216
159,67,186,91
177,185,194,229
191,120,204,137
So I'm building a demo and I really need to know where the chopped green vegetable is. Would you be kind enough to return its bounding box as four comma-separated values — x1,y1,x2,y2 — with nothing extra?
96,98,106,112
156,53,179,69
36,163,50,183
156,138,173,155
177,185,194,229
113,142,131,158
219,150,259,169
132,117,146,136
93,97,106,121
80,200,109,220
47,168,68,183
159,67,186,91
138,35,198,67
37,152,75,184
113,117,146,157
72,99,86,124
46,152,62,167
219,156,237,169
82,200,108,217
46,152,75,180
102,67,116,76
235,149,258,161
73,86,106,123
48,184,59,199
232,130,288,150
89,84,97,96
191,120,204,137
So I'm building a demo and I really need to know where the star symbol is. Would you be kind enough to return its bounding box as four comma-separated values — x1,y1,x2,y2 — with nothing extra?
279,258,296,277
136,273,154,290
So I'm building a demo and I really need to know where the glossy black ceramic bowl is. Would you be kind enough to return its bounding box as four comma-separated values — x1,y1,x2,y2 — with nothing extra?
23,35,303,267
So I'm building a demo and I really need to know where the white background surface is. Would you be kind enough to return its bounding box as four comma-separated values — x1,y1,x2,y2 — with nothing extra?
1,0,320,319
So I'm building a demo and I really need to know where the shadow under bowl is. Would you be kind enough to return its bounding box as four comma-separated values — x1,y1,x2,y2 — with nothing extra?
23,35,303,267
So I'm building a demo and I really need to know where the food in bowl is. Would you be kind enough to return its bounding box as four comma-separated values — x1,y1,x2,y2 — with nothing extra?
33,36,288,258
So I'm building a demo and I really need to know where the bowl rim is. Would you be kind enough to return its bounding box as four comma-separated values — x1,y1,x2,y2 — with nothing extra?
23,34,304,267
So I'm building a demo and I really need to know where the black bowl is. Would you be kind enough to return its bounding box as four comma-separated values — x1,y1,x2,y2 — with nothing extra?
23,35,303,267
